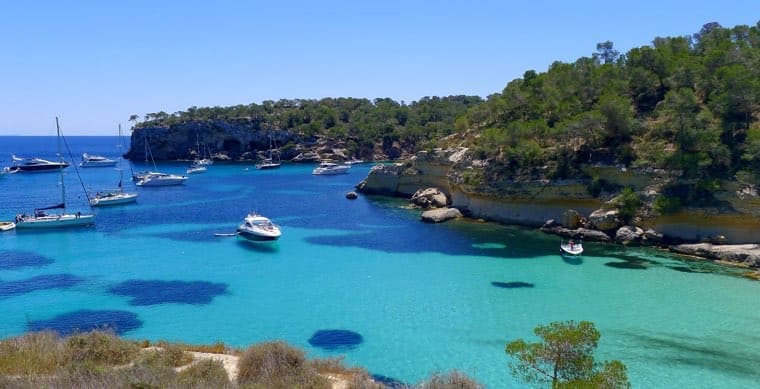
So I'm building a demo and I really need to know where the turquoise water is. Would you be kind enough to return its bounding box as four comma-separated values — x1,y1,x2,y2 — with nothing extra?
1,136,760,388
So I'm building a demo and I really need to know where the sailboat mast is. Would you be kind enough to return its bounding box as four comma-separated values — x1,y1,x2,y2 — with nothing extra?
55,117,66,214
118,124,124,192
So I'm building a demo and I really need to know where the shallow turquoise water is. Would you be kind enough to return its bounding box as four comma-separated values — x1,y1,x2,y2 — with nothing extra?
1,136,759,388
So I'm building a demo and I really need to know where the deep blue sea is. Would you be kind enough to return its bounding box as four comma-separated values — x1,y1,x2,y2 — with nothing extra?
1,136,759,388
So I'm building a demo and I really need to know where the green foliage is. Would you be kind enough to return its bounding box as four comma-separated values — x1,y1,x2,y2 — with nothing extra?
653,195,683,215
177,359,233,388
615,187,641,223
505,321,630,388
0,331,65,375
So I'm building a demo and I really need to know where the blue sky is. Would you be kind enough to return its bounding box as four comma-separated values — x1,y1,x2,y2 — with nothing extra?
1,1,757,135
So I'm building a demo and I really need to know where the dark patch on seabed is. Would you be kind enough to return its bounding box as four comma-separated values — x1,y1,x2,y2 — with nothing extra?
0,274,84,297
604,261,648,270
371,373,408,388
669,265,712,274
308,329,364,351
491,281,535,289
0,250,54,270
108,279,229,306
27,309,142,336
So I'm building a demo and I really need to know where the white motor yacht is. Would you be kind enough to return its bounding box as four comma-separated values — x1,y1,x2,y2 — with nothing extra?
312,161,350,175
80,153,117,167
136,172,188,187
6,155,68,173
237,213,281,242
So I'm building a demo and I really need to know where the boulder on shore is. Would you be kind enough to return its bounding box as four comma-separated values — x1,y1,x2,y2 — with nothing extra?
615,225,644,245
562,210,583,229
411,187,449,208
421,207,462,223
669,243,760,267
589,208,622,231
540,226,612,242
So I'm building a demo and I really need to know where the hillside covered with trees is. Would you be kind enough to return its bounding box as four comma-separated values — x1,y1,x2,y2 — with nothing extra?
133,22,758,199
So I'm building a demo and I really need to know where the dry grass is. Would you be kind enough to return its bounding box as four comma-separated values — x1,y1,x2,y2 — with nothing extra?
178,358,233,388
418,371,482,389
0,331,482,389
0,331,66,375
237,341,331,389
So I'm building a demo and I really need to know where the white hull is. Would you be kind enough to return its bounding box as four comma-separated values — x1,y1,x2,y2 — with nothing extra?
136,174,188,186
90,192,138,206
187,166,207,174
81,161,117,167
312,162,350,175
15,214,95,229
236,214,281,241
0,221,16,231
560,243,584,255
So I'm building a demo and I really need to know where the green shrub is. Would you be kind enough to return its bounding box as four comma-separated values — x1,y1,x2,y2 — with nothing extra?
615,187,640,223
64,331,140,366
177,359,232,388
653,195,683,215
237,341,330,389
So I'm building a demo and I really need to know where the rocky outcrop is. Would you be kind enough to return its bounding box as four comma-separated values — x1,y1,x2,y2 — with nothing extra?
411,188,448,208
421,208,462,223
615,225,644,245
589,209,622,231
540,226,612,242
562,210,584,229
669,243,760,267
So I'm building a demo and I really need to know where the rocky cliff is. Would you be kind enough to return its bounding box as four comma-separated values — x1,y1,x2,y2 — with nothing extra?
124,120,408,163
357,147,760,247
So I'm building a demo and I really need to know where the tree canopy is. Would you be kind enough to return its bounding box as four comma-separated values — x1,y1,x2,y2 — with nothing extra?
505,321,630,388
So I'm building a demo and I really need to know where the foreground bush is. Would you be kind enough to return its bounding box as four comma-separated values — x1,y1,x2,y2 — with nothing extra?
65,331,140,366
237,341,330,389
418,371,482,389
0,331,66,375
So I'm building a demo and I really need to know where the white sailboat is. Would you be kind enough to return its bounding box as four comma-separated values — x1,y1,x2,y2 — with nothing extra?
133,133,188,186
15,117,95,229
90,124,138,206
256,133,281,170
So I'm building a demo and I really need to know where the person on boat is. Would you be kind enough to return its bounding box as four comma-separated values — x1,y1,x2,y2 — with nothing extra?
569,240,575,250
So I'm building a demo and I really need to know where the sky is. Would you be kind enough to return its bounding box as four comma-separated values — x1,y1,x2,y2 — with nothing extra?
1,1,757,135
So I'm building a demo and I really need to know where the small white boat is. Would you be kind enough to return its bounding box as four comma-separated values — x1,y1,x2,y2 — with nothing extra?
136,172,188,186
186,164,207,174
312,161,350,175
0,221,16,231
90,190,138,206
256,158,281,170
80,153,117,167
560,240,584,255
91,125,138,206
236,213,281,242
195,158,213,166
344,158,364,165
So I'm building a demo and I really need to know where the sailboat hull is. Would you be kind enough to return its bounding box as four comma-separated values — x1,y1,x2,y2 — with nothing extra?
90,193,138,206
15,214,95,229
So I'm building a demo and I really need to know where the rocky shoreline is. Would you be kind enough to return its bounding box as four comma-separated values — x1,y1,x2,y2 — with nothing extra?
355,149,760,276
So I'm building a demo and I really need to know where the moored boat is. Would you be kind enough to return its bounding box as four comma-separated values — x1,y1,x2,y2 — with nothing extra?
0,221,16,231
186,163,207,174
90,125,139,206
80,153,117,167
15,118,95,229
236,213,281,242
136,172,188,186
312,161,350,175
6,155,68,173
560,240,584,255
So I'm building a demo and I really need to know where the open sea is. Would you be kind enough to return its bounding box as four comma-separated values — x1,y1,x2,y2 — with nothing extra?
1,136,759,388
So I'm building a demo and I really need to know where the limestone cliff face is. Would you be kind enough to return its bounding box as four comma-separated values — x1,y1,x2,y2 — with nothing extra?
357,148,760,243
124,120,299,161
